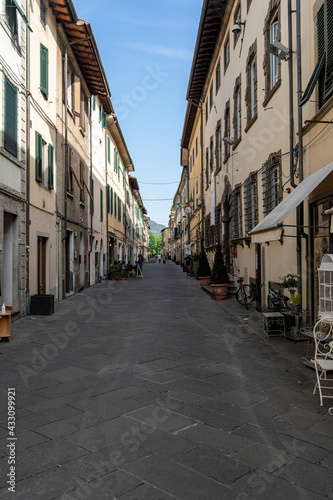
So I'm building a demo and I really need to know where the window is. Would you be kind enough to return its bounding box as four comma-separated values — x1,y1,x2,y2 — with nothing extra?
270,15,279,89
244,174,257,234
80,92,87,131
100,189,103,221
205,99,208,122
118,198,122,222
40,44,48,96
216,61,221,93
5,0,17,38
48,144,54,190
224,33,230,73
40,0,47,28
107,137,111,163
233,3,241,47
317,1,333,107
231,186,242,239
215,203,222,244
114,149,118,173
114,192,117,218
205,147,209,189
215,121,222,173
35,132,42,182
245,40,258,130
99,104,103,122
4,77,17,157
209,136,214,175
247,0,253,12
262,154,281,216
67,146,73,194
102,112,107,129
110,187,113,215
209,83,213,110
224,100,231,161
90,177,94,215
126,190,130,206
263,1,281,105
233,75,241,144
80,162,84,202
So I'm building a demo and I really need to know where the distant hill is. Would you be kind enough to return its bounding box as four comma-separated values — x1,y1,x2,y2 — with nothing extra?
149,221,167,236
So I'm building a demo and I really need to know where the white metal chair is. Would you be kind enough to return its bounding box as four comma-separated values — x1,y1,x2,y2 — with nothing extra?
312,317,333,413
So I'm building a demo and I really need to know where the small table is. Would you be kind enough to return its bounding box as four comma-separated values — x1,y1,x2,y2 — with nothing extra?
263,312,284,337
0,312,11,342
282,310,309,341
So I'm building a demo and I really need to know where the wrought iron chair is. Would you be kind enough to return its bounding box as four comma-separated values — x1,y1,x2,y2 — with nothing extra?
312,317,333,414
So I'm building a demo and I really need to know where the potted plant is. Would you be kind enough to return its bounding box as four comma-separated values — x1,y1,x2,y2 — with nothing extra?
197,249,211,287
109,263,123,280
280,273,299,300
210,243,229,300
290,293,302,314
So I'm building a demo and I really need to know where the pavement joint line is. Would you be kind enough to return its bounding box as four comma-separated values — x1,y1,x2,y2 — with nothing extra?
173,423,199,434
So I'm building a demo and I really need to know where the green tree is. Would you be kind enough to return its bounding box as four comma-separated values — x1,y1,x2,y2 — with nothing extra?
149,232,163,254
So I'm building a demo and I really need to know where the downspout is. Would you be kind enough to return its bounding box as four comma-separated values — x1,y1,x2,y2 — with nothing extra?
89,97,93,284
25,0,30,314
64,44,68,293
200,103,204,252
296,0,307,298
288,0,296,189
106,146,108,277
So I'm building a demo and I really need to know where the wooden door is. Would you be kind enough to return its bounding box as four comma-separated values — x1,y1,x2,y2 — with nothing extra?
38,236,46,295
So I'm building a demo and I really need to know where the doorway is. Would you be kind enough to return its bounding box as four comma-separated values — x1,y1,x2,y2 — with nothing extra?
37,236,47,294
3,213,18,309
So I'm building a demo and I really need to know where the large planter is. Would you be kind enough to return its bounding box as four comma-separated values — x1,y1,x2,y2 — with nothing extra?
211,284,228,300
199,276,210,288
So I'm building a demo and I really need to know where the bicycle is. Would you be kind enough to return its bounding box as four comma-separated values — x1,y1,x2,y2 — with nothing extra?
261,282,289,311
235,277,255,308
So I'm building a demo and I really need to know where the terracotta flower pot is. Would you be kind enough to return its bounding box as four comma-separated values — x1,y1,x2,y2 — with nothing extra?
199,276,210,288
211,283,228,300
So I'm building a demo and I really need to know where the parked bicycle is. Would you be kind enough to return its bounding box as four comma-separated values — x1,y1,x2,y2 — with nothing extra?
261,282,289,311
235,276,255,308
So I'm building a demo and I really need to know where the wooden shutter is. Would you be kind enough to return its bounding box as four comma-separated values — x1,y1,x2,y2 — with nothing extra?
73,74,81,116
107,137,111,163
48,144,54,189
35,132,42,182
4,78,17,157
111,187,113,215
118,198,121,221
114,193,117,218
107,184,110,213
324,1,333,99
102,112,107,129
40,44,48,95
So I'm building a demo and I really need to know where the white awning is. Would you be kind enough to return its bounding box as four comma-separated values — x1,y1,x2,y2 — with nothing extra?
250,162,333,235
251,228,283,244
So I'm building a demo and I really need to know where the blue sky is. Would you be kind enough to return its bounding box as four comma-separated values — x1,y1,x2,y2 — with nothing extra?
77,0,203,226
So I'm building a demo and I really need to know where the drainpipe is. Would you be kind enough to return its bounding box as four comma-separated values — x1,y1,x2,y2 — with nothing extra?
64,44,68,293
288,0,296,189
26,0,30,314
296,0,305,298
89,98,93,285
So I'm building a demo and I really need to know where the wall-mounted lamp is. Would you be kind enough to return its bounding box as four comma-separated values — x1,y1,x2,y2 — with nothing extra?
232,19,246,35
223,136,234,146
268,41,290,61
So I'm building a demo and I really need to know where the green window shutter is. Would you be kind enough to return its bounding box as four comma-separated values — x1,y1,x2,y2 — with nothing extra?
90,178,94,215
102,112,107,129
40,44,48,95
111,187,113,215
107,137,111,163
100,104,103,122
114,193,117,218
35,132,42,182
93,95,96,110
118,198,121,221
106,184,110,213
4,78,17,157
48,144,54,189
100,189,103,221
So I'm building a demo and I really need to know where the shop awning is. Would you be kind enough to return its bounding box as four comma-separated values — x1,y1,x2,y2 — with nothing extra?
250,162,333,238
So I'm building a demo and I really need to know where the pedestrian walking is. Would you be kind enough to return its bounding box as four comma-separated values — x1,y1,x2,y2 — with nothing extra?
158,254,161,264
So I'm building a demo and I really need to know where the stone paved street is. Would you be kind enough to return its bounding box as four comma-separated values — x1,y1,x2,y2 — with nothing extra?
0,261,333,499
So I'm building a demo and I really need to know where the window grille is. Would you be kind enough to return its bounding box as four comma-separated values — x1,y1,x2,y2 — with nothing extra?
231,187,242,239
244,174,257,234
262,156,281,216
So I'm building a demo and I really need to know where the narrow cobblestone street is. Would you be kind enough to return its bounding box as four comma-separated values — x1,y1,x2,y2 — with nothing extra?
0,261,333,499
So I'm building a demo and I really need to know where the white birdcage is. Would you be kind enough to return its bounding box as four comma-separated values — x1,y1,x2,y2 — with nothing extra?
318,254,333,318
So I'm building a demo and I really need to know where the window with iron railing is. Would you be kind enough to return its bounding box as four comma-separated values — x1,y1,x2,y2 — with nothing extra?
244,174,258,234
231,187,242,239
262,155,281,216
